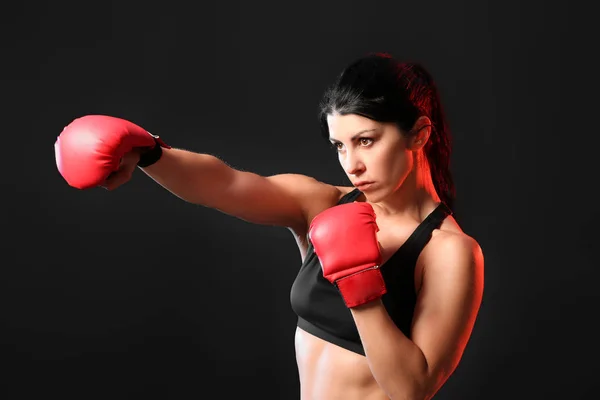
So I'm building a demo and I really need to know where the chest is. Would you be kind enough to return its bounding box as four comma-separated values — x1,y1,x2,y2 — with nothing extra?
375,215,426,293
295,214,428,294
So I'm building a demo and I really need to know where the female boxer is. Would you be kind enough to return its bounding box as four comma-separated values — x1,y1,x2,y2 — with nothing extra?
55,53,484,400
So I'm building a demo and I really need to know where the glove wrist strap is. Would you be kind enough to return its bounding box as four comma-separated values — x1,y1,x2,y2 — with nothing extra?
335,267,387,308
137,135,170,168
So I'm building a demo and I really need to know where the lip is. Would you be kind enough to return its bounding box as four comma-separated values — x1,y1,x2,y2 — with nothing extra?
354,181,375,190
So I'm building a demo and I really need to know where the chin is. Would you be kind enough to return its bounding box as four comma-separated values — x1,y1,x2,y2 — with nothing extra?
361,189,385,203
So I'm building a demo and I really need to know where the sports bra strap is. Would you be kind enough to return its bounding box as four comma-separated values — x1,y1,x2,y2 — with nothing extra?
337,188,362,204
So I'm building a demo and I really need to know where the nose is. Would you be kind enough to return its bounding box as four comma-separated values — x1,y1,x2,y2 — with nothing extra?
341,150,365,176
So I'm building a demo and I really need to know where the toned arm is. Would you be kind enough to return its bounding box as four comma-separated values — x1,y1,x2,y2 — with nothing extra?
141,147,343,232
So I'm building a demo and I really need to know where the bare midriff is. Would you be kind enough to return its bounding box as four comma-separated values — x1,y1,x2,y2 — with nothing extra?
294,327,390,400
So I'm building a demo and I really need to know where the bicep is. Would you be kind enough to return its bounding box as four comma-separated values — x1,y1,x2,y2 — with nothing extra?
410,236,484,389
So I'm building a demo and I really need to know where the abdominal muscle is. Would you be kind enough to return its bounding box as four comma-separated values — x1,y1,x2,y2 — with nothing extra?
294,327,390,400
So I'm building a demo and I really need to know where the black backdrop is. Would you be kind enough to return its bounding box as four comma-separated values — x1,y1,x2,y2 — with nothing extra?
2,1,599,399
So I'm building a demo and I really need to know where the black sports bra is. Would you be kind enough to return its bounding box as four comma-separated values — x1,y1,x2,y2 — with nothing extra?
289,188,452,355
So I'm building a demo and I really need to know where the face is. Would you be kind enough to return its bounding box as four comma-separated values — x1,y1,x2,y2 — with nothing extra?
327,113,415,202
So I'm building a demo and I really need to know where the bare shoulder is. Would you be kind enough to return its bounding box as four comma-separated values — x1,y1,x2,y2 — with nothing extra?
266,174,345,205
422,221,485,280
266,174,347,232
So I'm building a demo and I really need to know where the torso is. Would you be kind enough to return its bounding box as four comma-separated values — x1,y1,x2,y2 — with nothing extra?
291,186,462,399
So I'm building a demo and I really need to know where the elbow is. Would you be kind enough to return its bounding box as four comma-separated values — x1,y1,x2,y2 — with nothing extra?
398,385,428,400
406,374,445,400
388,391,424,400
387,374,431,400
411,386,430,400
391,390,428,400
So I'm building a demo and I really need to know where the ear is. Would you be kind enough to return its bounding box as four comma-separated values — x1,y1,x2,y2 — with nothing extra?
408,116,432,151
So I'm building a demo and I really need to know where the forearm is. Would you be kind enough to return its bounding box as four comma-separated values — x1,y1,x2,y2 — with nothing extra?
351,300,430,400
139,147,235,206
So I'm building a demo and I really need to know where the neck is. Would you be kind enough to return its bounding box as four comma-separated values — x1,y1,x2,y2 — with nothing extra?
373,151,441,220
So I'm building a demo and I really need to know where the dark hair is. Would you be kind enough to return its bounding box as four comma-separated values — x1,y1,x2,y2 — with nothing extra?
318,53,455,210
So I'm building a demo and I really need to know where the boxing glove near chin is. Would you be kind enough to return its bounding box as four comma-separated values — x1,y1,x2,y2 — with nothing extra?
54,115,170,189
309,202,386,308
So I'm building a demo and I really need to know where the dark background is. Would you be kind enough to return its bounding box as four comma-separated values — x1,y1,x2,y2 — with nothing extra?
2,0,599,399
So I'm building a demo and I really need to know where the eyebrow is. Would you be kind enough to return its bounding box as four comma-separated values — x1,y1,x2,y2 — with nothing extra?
329,129,378,143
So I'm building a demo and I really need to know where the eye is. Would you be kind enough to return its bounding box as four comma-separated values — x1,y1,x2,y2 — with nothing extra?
359,138,374,146
331,142,344,151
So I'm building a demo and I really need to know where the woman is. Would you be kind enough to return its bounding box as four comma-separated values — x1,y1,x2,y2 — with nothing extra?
55,53,484,399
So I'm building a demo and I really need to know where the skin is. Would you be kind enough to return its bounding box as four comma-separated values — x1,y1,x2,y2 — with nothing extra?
102,113,484,400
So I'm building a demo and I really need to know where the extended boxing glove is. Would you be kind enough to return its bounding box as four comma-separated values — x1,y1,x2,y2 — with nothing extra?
309,202,386,308
54,115,170,189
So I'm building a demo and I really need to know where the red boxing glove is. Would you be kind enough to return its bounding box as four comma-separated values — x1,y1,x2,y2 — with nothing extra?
54,115,170,189
309,202,386,308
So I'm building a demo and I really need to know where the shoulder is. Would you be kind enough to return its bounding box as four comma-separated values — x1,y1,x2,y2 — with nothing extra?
421,226,484,287
303,184,358,226
266,174,343,203
268,175,353,234
432,229,483,262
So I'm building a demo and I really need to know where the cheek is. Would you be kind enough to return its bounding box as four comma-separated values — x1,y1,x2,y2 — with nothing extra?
375,147,412,181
